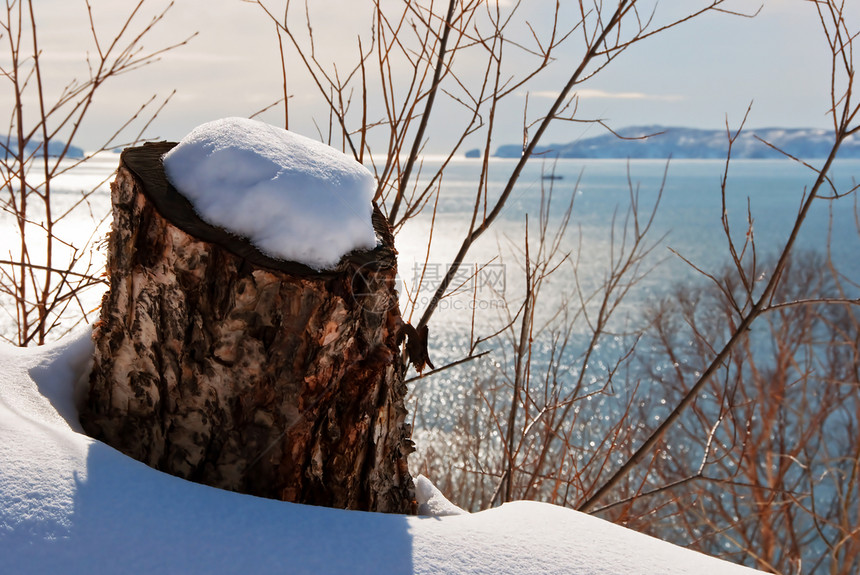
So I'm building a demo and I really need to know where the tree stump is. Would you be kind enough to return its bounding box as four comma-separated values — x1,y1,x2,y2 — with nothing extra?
80,142,415,513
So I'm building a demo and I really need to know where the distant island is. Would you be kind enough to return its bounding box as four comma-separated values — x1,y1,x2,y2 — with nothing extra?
2,137,85,160
490,126,860,159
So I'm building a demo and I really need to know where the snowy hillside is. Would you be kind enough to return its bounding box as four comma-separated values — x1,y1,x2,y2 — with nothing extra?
0,332,766,574
494,126,860,159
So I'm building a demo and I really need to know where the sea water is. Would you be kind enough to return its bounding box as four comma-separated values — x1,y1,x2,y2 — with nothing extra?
396,157,859,335
392,156,860,432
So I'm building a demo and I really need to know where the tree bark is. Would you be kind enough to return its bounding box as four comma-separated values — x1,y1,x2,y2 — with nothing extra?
80,142,415,513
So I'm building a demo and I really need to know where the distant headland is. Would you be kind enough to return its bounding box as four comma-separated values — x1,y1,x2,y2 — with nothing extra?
2,137,85,160
465,126,860,160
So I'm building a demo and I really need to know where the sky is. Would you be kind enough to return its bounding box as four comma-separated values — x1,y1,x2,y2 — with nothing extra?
8,0,853,153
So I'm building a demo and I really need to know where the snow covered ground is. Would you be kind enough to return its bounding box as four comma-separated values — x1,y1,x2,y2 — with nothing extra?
0,331,765,574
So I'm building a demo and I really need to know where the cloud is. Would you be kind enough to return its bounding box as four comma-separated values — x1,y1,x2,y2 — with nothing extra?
527,89,684,102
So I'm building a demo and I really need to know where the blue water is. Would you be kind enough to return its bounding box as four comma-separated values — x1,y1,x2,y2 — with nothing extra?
399,157,858,272
397,157,860,427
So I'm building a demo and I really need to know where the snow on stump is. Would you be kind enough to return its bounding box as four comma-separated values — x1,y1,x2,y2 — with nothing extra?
80,118,415,513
